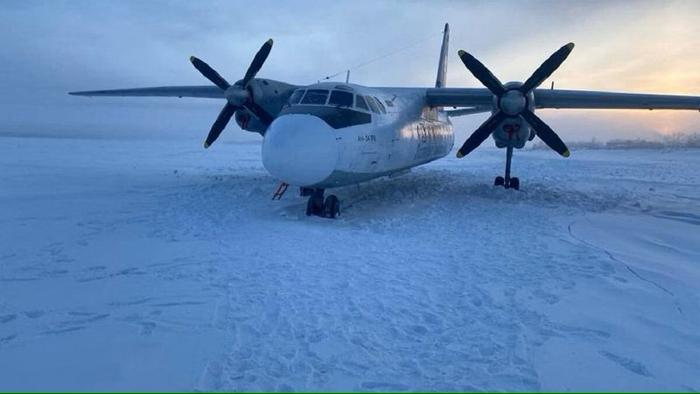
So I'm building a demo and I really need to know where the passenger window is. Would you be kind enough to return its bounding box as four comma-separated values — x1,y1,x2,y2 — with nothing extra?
374,96,386,113
328,90,353,108
300,89,329,105
355,95,369,111
365,96,380,113
288,89,305,105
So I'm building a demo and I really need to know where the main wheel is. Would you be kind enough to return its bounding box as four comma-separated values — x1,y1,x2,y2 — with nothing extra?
494,176,505,187
510,177,520,190
324,195,340,219
306,195,324,216
306,197,315,216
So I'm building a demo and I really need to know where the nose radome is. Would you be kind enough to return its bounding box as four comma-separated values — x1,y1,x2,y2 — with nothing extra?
262,114,338,186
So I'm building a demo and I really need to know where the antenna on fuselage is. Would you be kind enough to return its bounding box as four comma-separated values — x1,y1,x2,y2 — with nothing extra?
345,70,350,83
315,29,442,84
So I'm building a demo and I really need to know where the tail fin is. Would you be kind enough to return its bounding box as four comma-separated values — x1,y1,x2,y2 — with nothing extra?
435,23,449,88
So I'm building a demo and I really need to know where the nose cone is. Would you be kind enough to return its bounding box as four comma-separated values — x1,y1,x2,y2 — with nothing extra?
262,114,337,186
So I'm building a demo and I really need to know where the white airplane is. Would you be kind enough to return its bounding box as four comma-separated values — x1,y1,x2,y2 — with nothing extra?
71,23,700,218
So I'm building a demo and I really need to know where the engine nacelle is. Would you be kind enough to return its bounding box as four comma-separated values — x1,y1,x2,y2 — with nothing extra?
492,81,536,148
234,78,298,135
235,110,268,134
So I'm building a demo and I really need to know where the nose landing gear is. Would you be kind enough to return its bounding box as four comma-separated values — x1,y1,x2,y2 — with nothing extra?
305,188,340,218
495,145,520,190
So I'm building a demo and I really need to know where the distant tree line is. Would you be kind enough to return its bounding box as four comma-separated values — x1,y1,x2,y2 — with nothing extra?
529,132,700,150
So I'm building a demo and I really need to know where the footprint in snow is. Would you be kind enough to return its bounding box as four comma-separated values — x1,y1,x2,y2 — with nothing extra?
0,314,17,323
42,326,86,335
600,350,652,377
24,310,45,319
361,381,409,391
0,334,17,344
140,321,156,336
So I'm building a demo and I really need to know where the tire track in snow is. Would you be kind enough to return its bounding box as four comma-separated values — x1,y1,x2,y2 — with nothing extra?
566,220,683,316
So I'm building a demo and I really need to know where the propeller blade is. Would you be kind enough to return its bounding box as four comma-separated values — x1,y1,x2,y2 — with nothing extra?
190,56,230,90
520,110,570,157
242,39,273,87
458,50,505,97
204,104,237,148
456,111,508,158
244,101,274,126
520,42,575,93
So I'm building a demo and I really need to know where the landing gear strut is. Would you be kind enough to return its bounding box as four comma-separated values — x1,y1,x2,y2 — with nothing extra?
495,145,520,190
305,189,340,218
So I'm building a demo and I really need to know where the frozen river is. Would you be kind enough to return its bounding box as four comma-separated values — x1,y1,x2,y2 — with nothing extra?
1,135,698,391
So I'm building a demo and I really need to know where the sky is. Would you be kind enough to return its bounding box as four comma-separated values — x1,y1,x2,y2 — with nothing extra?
1,0,699,142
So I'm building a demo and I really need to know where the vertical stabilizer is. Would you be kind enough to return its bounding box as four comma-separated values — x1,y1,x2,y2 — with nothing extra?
435,23,449,88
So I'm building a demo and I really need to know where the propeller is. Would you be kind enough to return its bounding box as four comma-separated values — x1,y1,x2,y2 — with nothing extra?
456,43,574,158
190,39,274,148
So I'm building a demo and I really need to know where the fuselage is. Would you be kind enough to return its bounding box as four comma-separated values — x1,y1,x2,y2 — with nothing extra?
262,82,454,188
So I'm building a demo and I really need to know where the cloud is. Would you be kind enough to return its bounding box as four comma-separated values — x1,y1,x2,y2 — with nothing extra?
0,0,698,142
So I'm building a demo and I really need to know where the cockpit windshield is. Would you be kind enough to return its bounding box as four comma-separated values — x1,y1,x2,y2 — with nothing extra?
365,96,380,113
285,88,381,117
300,89,329,105
328,90,353,108
355,95,369,111
288,89,305,105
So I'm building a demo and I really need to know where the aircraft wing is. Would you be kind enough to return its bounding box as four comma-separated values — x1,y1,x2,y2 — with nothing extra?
426,88,494,107
534,89,700,110
69,85,224,99
427,87,700,111
446,107,492,117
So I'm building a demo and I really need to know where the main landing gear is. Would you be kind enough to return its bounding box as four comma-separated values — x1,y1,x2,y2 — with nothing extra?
304,188,340,219
495,145,520,190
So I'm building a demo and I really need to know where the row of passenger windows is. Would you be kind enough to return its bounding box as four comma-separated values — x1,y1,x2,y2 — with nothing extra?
288,89,389,114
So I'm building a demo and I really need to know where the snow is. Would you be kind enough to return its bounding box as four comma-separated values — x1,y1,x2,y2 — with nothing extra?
0,134,698,391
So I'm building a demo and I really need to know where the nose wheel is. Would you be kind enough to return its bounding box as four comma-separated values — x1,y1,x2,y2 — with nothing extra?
495,176,519,190
495,145,520,190
305,189,340,219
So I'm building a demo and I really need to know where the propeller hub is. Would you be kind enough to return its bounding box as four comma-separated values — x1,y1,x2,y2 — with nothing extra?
499,89,527,116
225,87,249,107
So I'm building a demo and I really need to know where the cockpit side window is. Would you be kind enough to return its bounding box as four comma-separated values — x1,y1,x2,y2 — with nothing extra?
365,96,380,114
355,95,369,111
328,90,353,108
288,89,305,105
300,89,329,105
373,96,386,113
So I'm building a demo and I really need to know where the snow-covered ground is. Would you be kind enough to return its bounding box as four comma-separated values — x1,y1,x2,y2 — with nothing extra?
1,134,698,391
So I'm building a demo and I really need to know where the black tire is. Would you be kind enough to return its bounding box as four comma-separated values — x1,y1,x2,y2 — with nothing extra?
306,195,323,216
306,197,315,216
510,177,520,190
494,176,505,186
324,195,340,219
